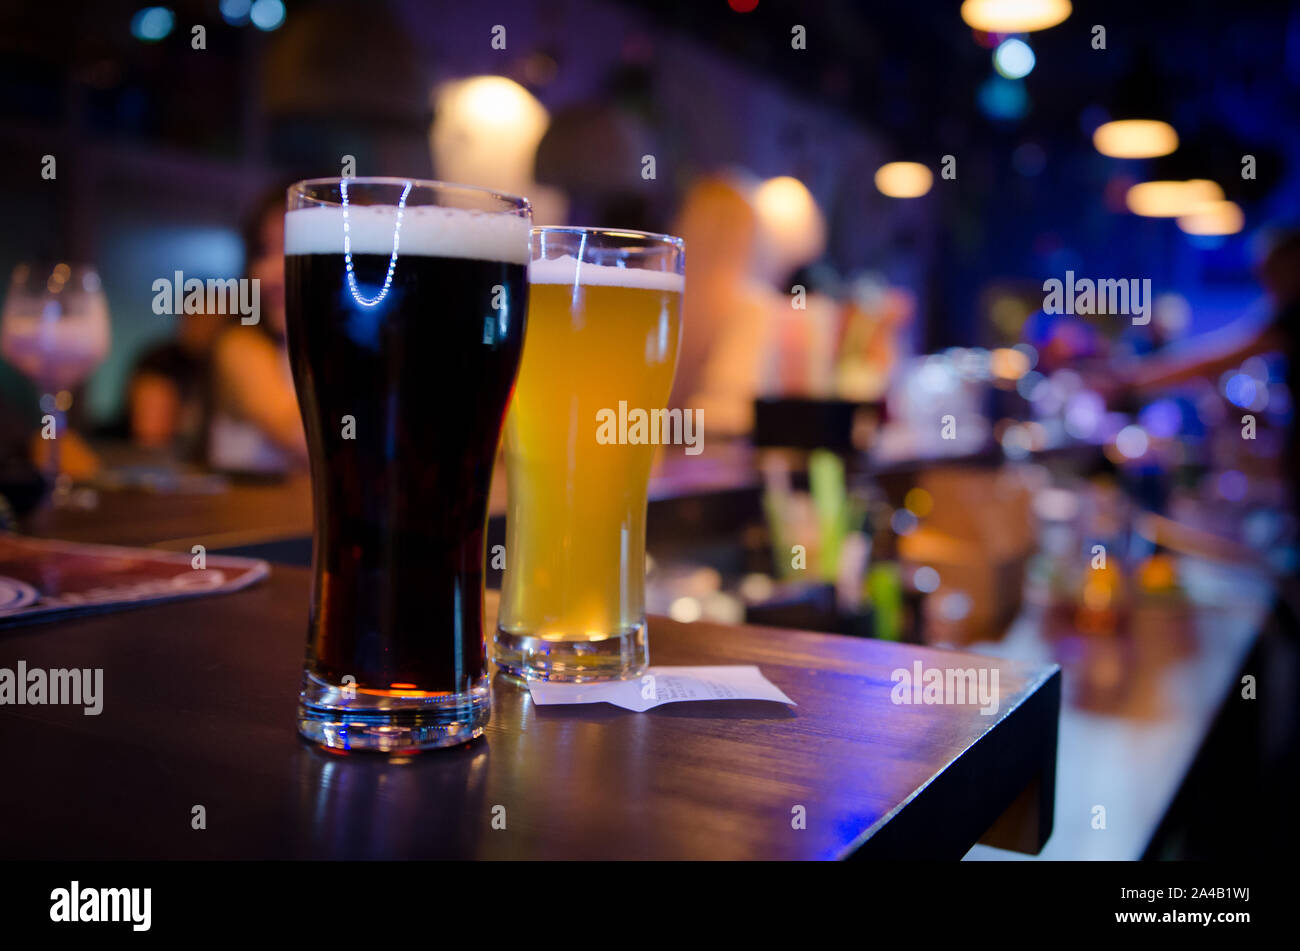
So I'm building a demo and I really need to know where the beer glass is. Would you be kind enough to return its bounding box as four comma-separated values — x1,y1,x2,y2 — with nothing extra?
496,227,684,681
286,178,530,751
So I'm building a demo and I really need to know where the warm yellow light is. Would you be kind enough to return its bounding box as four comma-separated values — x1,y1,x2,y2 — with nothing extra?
1177,200,1244,236
1092,119,1178,159
990,347,1031,380
753,175,826,273
960,0,1071,32
755,176,818,229
430,76,549,196
454,75,537,127
904,487,934,518
874,162,933,198
1125,180,1224,218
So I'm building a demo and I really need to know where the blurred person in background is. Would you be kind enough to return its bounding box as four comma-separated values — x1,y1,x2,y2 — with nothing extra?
207,186,306,473
669,175,766,434
750,175,832,408
673,173,835,437
1114,227,1300,512
126,307,221,459
1117,228,1300,850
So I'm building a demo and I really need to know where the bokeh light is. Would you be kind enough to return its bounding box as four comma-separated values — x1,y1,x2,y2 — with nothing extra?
754,176,827,269
1138,399,1182,439
1126,179,1224,218
130,7,174,42
1092,119,1178,159
994,38,1036,79
1177,200,1244,236
874,162,933,198
890,508,920,535
904,487,934,517
913,566,941,593
1115,424,1150,459
219,0,251,25
250,0,286,31
990,346,1031,380
961,0,1072,33
1064,390,1105,439
669,596,703,623
1224,373,1258,409
978,75,1029,120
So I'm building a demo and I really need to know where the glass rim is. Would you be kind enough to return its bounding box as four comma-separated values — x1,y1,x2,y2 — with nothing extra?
287,176,531,216
531,225,685,251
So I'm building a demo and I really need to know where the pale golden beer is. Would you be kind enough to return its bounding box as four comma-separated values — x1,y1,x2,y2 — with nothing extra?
496,228,685,681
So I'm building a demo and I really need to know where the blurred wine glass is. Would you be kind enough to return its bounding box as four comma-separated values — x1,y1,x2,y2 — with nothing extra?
1,261,110,503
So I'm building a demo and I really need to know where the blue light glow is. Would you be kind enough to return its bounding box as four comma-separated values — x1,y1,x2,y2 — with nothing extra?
994,38,1036,79
1138,399,1183,439
978,75,1028,121
220,0,252,26
130,7,175,42
1224,373,1258,409
250,0,285,31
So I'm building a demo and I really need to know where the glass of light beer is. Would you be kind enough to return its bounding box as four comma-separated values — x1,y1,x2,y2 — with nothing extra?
286,178,530,751
496,227,685,681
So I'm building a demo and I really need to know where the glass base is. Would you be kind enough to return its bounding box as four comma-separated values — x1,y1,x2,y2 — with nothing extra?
297,670,489,752
493,622,648,682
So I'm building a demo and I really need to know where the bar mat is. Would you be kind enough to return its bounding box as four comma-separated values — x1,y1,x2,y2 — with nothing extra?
0,533,269,629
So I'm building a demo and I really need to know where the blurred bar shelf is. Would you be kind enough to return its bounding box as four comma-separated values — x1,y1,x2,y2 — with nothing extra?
18,432,1100,559
965,557,1274,861
17,435,1261,860
0,566,1059,860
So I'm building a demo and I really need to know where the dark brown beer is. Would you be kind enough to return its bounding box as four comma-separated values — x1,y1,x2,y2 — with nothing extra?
284,187,529,752
287,250,525,693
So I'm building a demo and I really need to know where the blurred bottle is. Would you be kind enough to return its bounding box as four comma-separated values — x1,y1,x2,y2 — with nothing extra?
865,502,905,641
835,277,914,403
1039,479,1133,639
1075,528,1129,637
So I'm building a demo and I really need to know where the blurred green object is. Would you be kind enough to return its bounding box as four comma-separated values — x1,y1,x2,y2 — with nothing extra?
809,449,848,583
866,561,903,641
762,484,794,579
761,449,864,585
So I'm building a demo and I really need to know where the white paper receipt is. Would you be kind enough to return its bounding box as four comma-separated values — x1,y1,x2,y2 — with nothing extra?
526,665,796,712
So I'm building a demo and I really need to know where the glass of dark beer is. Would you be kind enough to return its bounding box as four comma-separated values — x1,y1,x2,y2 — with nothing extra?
285,178,530,752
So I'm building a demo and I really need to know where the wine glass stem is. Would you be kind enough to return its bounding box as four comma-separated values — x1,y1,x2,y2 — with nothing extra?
44,393,65,492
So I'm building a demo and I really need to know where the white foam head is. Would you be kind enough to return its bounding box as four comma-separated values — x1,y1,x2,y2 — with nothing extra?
529,255,684,292
285,205,530,264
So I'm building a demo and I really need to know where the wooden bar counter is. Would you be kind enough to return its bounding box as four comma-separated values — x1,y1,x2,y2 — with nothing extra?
0,565,1059,860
